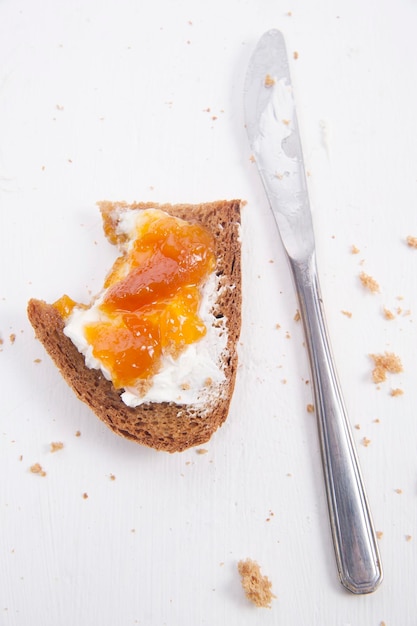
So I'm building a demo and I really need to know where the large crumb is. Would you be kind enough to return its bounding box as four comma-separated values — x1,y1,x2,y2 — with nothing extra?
359,271,379,293
370,352,403,383
406,235,417,249
30,463,46,477
50,441,64,453
237,559,275,608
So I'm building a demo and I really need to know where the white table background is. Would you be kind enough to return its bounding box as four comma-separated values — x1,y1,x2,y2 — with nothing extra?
1,1,417,624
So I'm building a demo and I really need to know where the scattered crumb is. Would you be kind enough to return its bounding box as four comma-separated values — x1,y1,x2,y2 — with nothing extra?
341,310,352,318
306,404,314,413
376,531,383,540
264,74,276,87
373,418,381,424
75,430,81,437
370,352,403,383
361,437,371,447
406,235,417,249
109,473,116,481
293,51,299,60
390,388,404,397
275,323,281,330
293,310,301,322
359,271,379,293
30,463,46,477
285,331,291,339
82,492,89,499
9,333,16,344
33,358,42,364
195,448,208,455
380,622,387,626
56,104,64,111
394,488,403,494
405,535,412,542
351,244,360,254
50,441,64,453
383,307,395,320
354,424,361,430
237,559,275,608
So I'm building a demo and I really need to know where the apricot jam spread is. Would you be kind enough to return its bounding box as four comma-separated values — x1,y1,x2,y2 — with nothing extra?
54,210,216,391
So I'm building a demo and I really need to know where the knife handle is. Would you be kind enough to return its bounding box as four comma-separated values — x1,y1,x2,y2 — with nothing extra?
290,253,383,594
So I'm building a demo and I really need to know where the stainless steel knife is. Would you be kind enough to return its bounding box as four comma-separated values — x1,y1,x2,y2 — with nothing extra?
244,29,383,594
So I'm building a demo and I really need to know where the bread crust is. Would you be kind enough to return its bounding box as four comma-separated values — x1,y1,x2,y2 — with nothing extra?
27,200,241,452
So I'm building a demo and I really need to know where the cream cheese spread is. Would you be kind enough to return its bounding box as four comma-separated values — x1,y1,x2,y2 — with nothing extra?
63,208,228,407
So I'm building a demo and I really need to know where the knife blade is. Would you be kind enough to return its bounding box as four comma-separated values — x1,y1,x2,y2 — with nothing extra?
244,29,383,594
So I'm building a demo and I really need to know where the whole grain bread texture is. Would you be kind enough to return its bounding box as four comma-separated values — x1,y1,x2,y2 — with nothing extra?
27,199,242,452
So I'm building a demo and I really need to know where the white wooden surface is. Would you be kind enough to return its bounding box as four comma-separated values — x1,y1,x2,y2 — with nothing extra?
1,1,417,624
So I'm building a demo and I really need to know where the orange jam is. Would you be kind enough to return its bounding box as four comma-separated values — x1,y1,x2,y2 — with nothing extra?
58,211,216,390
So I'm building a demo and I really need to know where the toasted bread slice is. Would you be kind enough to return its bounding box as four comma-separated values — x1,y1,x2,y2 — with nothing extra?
27,199,241,452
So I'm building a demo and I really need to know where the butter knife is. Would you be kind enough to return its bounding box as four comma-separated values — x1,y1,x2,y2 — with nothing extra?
244,29,383,594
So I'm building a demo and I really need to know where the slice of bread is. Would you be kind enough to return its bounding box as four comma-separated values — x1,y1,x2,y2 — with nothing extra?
27,199,242,452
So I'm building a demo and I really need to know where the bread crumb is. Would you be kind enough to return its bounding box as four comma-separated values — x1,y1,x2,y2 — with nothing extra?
50,441,64,453
406,235,417,248
354,424,361,430
370,352,403,383
359,271,379,293
237,559,275,608
75,430,81,437
195,448,208,455
82,492,89,499
351,244,360,254
361,437,371,447
383,307,395,320
395,488,403,494
405,534,412,542
33,358,42,364
293,310,301,322
109,473,116,481
264,74,276,87
30,463,46,477
341,310,352,318
293,50,299,60
306,404,314,413
9,333,16,344
390,388,404,397
376,531,383,540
